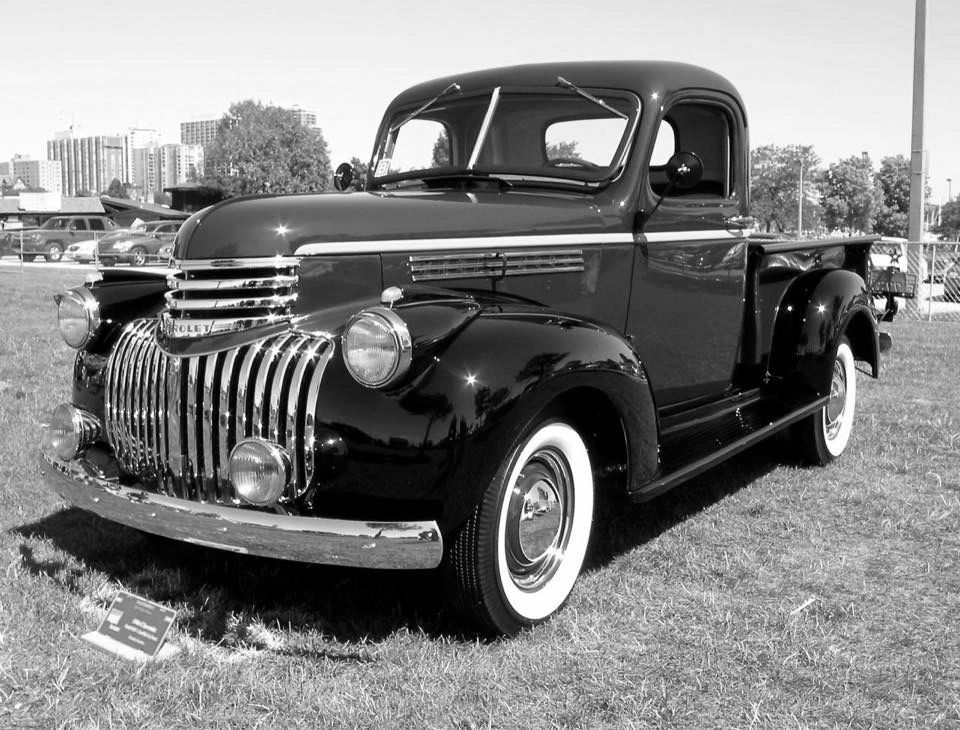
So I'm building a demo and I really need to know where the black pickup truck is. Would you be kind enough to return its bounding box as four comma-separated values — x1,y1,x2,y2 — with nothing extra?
41,61,890,635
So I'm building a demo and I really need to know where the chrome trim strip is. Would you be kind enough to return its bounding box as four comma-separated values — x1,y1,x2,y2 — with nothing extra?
169,275,299,291
218,348,239,493
270,336,305,444
235,343,262,442
643,230,744,242
172,256,300,270
201,352,218,501
287,339,324,494
185,357,200,495
294,232,633,256
40,451,442,570
164,293,299,310
167,357,183,490
156,346,169,487
252,335,291,439
467,86,501,169
303,344,334,487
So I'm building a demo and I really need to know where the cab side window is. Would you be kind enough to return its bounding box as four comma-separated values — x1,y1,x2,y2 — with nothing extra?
70,219,88,231
88,219,105,231
649,102,735,199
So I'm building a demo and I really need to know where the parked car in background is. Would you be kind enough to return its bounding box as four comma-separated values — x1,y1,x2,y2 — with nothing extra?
98,220,182,266
63,239,98,264
17,216,118,262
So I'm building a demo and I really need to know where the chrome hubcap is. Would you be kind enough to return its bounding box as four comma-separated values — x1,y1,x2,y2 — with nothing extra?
825,359,847,439
504,448,572,591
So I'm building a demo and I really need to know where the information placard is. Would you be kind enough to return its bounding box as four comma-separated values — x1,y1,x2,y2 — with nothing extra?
83,591,178,662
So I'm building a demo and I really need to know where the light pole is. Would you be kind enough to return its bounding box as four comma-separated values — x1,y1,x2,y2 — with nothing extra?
948,178,953,201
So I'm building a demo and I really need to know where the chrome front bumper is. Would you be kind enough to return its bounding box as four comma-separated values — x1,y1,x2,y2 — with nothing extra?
39,451,443,570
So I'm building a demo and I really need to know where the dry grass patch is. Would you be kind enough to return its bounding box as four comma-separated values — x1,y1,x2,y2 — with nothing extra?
0,267,958,728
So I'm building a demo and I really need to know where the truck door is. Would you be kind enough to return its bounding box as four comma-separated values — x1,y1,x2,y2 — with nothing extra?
626,96,749,407
69,218,89,242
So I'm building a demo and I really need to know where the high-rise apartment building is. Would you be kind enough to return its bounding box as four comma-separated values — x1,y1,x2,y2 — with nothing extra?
47,134,127,196
132,143,204,196
11,158,63,194
180,119,221,147
288,107,318,127
126,127,161,182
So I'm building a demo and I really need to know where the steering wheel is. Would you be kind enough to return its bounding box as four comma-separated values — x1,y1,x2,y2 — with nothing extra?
547,157,600,170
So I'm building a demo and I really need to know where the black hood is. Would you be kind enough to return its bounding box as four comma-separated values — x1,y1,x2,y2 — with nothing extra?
178,190,610,259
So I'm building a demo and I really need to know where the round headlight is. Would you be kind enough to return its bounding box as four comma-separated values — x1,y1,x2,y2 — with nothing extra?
228,438,290,506
55,287,100,349
342,307,412,388
42,403,101,460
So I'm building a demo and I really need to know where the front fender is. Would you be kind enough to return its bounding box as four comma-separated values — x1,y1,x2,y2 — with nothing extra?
315,308,659,531
766,268,878,396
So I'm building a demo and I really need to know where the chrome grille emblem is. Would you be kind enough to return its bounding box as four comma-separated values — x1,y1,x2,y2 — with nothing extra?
161,256,300,339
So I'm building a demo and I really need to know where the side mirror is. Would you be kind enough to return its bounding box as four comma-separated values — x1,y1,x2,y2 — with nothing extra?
665,151,704,191
333,162,354,192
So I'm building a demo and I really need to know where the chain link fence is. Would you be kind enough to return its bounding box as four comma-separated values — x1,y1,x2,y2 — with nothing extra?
872,240,960,323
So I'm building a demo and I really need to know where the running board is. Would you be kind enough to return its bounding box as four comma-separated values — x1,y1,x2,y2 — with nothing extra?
629,396,828,502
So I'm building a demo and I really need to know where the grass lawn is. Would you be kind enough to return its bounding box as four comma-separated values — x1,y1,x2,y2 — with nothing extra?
1,267,958,728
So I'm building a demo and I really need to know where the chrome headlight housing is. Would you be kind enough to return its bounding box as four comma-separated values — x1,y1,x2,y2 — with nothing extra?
42,403,102,460
342,307,412,388
55,287,101,349
228,438,291,506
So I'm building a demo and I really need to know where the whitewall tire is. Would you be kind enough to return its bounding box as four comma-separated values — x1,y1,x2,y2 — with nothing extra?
444,420,594,635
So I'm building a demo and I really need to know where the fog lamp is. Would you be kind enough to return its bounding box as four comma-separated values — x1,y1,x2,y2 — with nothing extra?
228,438,291,506
42,403,102,460
54,287,101,349
342,307,412,388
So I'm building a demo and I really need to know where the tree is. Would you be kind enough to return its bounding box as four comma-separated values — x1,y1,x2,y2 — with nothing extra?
749,144,822,234
545,139,579,160
348,156,369,191
204,100,332,196
431,130,450,167
820,154,882,234
934,200,960,241
873,155,910,237
105,178,129,198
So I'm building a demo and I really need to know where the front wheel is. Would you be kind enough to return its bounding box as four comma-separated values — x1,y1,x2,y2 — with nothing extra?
792,337,857,465
44,243,63,262
130,247,147,266
443,421,594,636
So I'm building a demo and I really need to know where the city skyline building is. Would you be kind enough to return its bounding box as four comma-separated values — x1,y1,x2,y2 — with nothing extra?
11,157,62,194
131,142,204,200
47,133,127,196
180,118,220,148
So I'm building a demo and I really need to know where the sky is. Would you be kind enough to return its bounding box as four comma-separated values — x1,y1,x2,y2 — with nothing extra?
4,0,959,202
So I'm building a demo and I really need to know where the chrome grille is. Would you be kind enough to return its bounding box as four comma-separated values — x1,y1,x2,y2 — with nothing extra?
409,249,584,282
104,319,333,503
161,257,300,339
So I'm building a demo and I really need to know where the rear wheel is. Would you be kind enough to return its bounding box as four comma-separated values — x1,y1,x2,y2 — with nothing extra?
443,420,594,636
792,337,857,465
44,243,63,262
130,247,147,266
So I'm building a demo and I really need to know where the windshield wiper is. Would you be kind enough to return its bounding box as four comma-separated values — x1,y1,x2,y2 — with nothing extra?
556,76,628,120
389,82,461,134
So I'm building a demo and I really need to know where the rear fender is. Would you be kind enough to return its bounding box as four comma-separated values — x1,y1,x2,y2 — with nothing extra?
766,268,879,396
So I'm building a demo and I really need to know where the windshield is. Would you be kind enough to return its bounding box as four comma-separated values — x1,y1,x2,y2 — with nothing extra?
371,87,639,189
